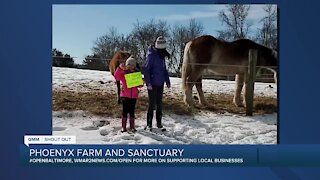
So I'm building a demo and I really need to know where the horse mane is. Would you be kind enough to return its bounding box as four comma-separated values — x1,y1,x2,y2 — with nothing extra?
231,38,276,53
230,38,277,66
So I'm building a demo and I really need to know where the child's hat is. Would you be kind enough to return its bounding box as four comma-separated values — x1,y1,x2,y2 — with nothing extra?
125,56,136,67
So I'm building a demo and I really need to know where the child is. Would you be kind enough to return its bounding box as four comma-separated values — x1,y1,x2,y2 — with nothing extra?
114,56,143,132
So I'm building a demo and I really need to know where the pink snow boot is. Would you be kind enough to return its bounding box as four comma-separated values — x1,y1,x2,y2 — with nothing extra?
121,117,127,132
129,117,137,132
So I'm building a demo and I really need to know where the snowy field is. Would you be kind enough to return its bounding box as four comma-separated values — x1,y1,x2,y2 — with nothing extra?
52,67,277,144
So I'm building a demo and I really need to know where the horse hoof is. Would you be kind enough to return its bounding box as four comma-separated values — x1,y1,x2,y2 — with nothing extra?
187,105,194,113
200,101,208,107
236,104,244,107
233,101,244,107
242,102,247,108
233,99,244,107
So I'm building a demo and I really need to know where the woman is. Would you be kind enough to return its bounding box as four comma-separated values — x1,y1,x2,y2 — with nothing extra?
143,36,171,131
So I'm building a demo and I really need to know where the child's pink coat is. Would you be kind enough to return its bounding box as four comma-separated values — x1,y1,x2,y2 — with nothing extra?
114,67,143,99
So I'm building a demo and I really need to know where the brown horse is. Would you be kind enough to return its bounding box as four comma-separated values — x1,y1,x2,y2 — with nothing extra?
109,51,131,104
181,35,277,109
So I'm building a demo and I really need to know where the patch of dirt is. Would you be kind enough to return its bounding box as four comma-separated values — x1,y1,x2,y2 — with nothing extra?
53,90,277,117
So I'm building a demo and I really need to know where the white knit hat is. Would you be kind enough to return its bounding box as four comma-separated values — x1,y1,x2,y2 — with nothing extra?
155,36,167,49
125,56,136,67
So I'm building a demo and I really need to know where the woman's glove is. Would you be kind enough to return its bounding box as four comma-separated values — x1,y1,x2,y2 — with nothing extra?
147,84,153,90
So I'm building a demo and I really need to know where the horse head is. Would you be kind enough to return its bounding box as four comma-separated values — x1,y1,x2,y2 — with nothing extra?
257,45,277,65
109,51,131,75
258,47,278,84
117,51,131,62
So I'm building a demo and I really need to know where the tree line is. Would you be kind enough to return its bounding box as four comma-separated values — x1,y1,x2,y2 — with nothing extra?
53,5,277,75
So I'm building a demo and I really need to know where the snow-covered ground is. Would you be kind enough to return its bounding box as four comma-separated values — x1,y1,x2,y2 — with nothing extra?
52,67,277,144
52,67,277,97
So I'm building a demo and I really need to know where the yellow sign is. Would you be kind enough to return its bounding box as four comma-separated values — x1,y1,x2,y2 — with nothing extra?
125,72,144,88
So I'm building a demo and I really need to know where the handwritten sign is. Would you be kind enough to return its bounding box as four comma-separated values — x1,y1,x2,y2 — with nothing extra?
125,72,144,88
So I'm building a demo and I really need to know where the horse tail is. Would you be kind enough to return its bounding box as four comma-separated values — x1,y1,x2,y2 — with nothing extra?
181,41,192,91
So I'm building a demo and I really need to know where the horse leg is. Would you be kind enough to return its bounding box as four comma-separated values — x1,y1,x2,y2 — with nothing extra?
116,81,121,104
184,81,194,109
233,74,245,107
195,77,207,106
184,67,204,109
242,75,248,106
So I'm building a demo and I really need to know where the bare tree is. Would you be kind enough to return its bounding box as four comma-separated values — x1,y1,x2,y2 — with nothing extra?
120,33,140,63
218,5,251,41
188,19,204,39
256,5,277,49
91,27,139,67
92,27,121,60
168,19,204,75
131,19,169,61
89,18,203,73
168,25,188,75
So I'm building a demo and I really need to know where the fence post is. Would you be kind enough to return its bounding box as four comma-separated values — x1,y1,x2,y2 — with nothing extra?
246,49,258,116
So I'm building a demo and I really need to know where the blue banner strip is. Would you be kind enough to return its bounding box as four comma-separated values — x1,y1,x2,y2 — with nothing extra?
20,145,320,167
